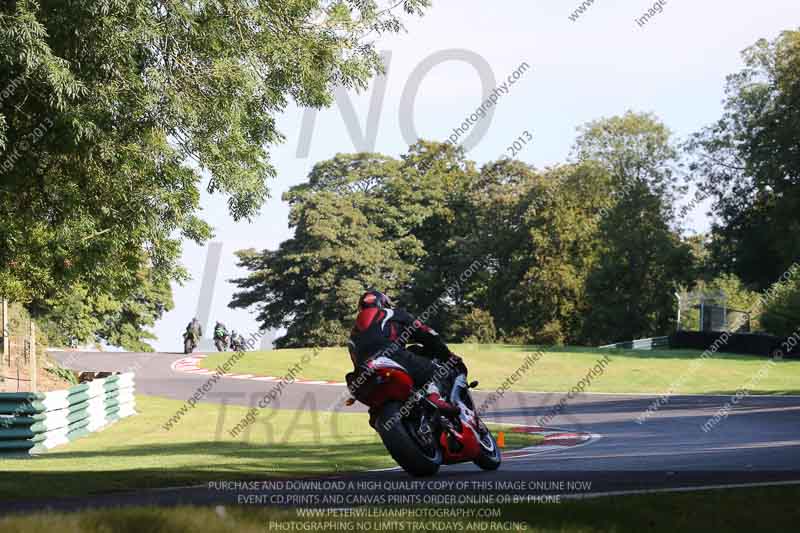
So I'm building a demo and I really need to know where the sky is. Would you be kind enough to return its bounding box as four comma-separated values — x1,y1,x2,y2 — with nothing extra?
150,0,800,351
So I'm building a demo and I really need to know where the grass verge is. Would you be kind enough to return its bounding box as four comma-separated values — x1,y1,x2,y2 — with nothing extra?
1,485,798,532
199,344,800,395
0,395,540,502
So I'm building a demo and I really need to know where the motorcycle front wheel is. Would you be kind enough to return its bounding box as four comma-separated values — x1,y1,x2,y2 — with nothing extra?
376,401,442,477
184,338,194,354
473,419,501,471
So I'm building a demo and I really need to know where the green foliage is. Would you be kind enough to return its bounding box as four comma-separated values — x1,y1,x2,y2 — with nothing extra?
574,113,693,344
2,302,48,359
572,110,685,213
0,0,426,348
233,127,692,347
231,151,420,347
44,362,78,385
684,233,712,281
36,268,173,351
231,142,490,347
449,307,497,344
761,267,800,338
534,320,566,347
474,161,609,344
688,30,800,290
392,142,482,332
708,273,761,323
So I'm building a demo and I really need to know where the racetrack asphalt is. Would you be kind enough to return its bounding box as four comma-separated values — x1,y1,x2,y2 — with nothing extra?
5,349,796,512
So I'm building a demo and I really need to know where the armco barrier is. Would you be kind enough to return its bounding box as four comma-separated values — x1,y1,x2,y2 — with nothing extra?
599,336,670,351
0,372,136,454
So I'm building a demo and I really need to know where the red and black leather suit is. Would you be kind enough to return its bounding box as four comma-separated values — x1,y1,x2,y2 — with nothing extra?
348,291,456,388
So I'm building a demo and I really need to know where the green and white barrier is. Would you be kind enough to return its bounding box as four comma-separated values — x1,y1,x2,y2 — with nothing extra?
599,336,670,351
0,372,136,454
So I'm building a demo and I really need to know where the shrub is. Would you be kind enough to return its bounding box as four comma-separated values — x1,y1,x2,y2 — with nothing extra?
449,307,497,344
761,266,800,338
534,320,565,346
498,327,534,346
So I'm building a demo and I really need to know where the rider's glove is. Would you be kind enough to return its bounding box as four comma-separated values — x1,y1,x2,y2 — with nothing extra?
445,352,464,369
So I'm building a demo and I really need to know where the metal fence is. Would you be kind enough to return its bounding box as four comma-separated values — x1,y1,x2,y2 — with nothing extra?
676,290,752,333
1,299,39,392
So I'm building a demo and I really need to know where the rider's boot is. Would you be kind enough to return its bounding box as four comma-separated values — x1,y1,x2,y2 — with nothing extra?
425,382,459,415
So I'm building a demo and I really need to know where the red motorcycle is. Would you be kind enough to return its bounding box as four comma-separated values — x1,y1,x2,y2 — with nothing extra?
346,350,501,477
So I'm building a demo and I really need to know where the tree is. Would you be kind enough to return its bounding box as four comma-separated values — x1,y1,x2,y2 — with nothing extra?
449,307,496,344
761,268,800,338
687,30,800,290
36,268,172,351
230,142,494,347
467,158,609,344
0,0,427,347
230,153,417,347
575,112,693,344
468,158,541,340
684,233,713,282
391,141,481,333
233,115,694,348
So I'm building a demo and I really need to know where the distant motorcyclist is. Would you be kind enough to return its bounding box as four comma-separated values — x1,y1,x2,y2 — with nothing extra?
183,318,202,353
213,321,230,352
186,318,202,342
348,290,462,415
230,330,246,352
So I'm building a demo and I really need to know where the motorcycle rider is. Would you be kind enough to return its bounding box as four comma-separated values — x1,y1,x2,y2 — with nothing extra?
185,318,202,345
229,330,246,351
213,321,229,349
348,290,462,415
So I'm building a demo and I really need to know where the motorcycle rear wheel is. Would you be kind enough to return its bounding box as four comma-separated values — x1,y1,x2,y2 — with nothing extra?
376,401,442,477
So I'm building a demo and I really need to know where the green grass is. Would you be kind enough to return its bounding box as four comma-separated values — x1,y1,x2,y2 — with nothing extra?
200,344,800,395
1,485,799,532
0,395,540,502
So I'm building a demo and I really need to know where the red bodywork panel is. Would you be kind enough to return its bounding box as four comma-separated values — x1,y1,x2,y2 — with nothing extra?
361,367,414,408
440,421,481,464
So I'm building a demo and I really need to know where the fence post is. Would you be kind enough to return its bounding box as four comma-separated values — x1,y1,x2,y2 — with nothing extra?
30,319,37,393
1,298,7,366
